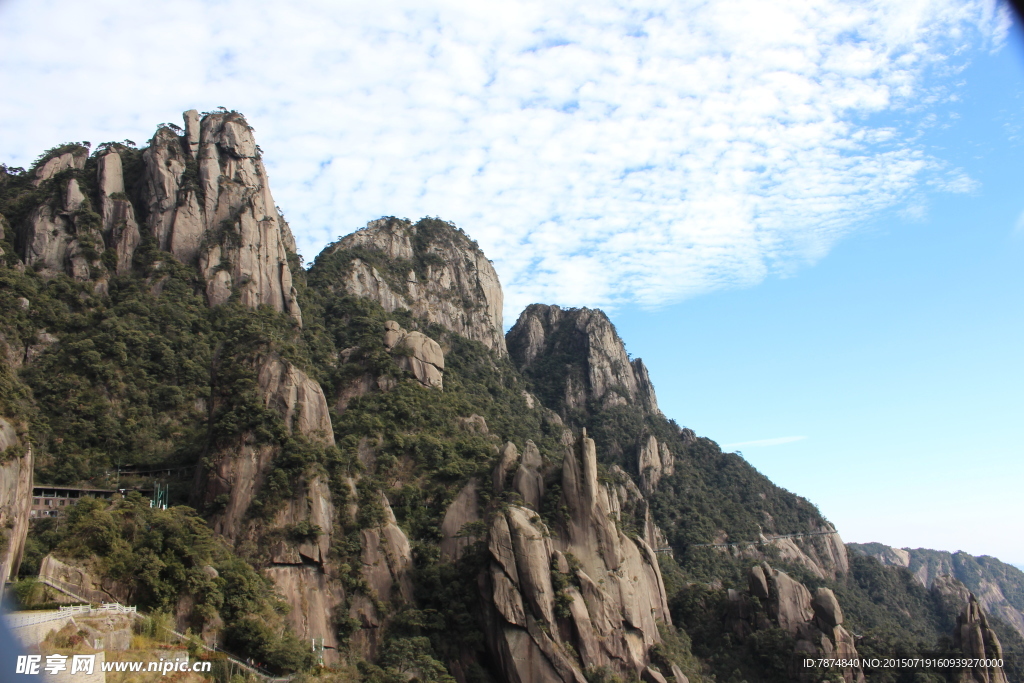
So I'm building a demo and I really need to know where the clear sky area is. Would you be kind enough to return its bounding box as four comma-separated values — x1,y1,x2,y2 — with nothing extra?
1,0,1022,564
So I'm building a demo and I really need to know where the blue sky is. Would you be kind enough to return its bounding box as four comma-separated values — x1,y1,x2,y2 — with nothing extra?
1,0,1021,563
615,31,1024,564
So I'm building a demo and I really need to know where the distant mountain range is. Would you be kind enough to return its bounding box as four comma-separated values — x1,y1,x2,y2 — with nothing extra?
849,542,1024,642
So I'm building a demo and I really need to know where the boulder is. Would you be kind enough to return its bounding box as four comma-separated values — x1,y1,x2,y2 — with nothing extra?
748,564,770,600
457,414,489,434
382,321,444,388
769,569,815,635
812,587,843,628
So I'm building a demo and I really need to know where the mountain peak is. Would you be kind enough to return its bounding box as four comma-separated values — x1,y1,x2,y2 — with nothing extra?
312,216,507,354
506,303,660,418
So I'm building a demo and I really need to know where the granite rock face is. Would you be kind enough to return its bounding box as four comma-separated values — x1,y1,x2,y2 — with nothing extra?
38,554,131,605
507,305,660,416
203,354,334,541
21,150,102,281
347,493,416,661
10,112,301,323
199,353,342,661
97,151,141,274
481,431,676,683
323,217,505,354
32,150,87,187
440,479,482,562
637,434,674,495
143,111,302,324
512,440,545,511
766,527,849,580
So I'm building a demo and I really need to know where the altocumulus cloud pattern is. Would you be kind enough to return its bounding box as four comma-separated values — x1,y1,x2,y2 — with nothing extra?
0,0,1011,319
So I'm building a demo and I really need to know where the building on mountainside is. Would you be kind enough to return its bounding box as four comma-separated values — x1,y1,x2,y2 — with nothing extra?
30,486,157,518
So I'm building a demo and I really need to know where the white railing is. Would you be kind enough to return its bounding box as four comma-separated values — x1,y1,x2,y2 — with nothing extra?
57,604,92,614
96,603,137,614
6,602,139,629
4,610,73,629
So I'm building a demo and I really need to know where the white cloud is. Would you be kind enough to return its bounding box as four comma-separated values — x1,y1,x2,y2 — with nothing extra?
0,0,1009,322
722,436,808,449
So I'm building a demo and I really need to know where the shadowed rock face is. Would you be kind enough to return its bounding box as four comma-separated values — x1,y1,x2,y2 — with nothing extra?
480,431,674,683
322,217,506,354
955,594,1009,683
0,422,32,597
506,305,659,417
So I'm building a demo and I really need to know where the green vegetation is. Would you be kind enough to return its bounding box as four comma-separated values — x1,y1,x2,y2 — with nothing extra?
19,493,312,674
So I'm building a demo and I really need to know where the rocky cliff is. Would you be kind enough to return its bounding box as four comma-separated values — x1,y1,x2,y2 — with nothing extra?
507,304,659,416
473,430,677,683
0,422,32,596
727,562,864,683
9,110,302,323
313,216,505,354
144,111,302,324
199,352,343,660
19,146,101,280
954,594,1009,683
